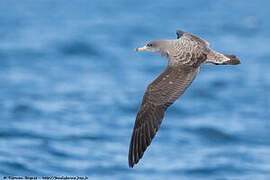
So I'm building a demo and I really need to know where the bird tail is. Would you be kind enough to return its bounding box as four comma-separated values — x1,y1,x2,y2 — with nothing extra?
204,50,241,65
223,54,241,65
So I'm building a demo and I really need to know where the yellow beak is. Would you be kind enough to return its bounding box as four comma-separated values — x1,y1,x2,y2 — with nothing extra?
135,45,147,52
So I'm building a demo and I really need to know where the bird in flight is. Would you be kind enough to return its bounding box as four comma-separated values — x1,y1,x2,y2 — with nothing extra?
129,30,240,168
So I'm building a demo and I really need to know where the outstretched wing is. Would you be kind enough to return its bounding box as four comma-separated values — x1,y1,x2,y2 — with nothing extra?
176,30,210,48
128,65,199,167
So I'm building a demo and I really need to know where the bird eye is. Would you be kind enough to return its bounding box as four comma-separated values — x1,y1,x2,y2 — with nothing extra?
147,43,152,47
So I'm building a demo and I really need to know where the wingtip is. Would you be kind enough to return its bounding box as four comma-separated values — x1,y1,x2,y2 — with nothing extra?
129,163,134,168
128,150,135,168
128,153,136,168
176,30,185,39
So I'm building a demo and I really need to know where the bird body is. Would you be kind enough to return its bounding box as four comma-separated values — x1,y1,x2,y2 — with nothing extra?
129,30,240,168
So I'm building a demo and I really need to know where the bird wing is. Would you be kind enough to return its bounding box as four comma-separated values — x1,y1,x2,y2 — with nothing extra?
176,30,210,47
128,65,199,167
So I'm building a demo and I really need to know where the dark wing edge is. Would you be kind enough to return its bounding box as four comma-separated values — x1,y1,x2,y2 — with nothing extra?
128,66,200,168
176,30,185,39
128,99,170,167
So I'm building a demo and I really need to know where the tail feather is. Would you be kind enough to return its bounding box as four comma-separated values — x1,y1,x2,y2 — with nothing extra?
223,54,241,65
204,50,241,65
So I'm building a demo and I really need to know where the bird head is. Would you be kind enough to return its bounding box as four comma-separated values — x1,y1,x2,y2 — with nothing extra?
135,40,170,58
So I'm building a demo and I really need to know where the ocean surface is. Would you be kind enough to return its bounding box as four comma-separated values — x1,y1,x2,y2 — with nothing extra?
0,0,270,179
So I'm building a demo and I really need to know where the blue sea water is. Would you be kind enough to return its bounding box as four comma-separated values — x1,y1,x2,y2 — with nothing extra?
0,0,270,179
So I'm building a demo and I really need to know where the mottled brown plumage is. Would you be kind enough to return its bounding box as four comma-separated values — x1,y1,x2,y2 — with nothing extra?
129,30,240,168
